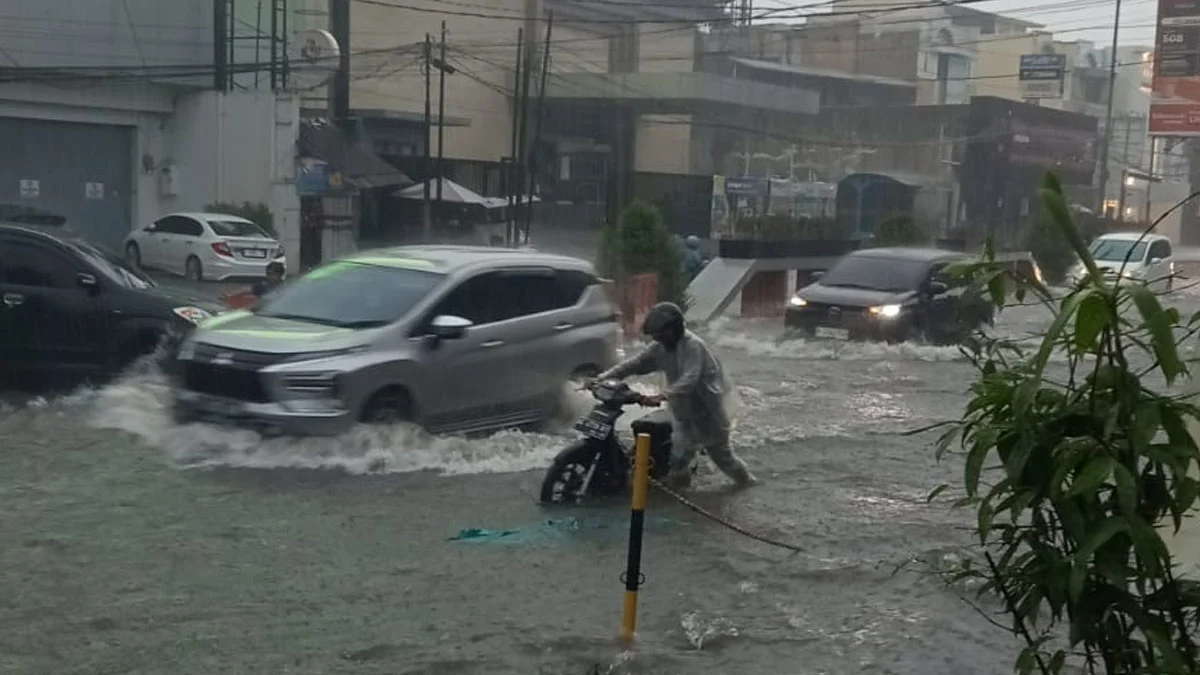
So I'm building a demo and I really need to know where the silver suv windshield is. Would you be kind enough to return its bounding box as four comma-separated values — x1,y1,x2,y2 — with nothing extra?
257,261,444,328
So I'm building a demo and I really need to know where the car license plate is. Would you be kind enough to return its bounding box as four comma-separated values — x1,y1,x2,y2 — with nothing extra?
815,326,850,340
574,414,613,440
243,249,267,259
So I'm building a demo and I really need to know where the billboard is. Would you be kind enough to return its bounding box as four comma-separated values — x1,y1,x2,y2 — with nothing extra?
1019,54,1066,99
1149,0,1200,135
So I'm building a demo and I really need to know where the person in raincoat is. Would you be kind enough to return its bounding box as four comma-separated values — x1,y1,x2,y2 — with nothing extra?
250,261,286,299
596,301,757,489
682,235,707,282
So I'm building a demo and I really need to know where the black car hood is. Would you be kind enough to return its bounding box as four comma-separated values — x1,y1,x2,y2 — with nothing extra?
798,283,917,307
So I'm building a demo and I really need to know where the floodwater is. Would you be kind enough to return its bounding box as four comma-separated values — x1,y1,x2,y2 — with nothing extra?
2,289,1198,675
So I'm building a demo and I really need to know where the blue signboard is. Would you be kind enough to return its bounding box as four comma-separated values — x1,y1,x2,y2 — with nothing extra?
296,158,332,196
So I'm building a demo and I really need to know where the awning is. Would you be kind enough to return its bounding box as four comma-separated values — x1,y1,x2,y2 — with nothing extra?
297,123,412,190
394,177,489,205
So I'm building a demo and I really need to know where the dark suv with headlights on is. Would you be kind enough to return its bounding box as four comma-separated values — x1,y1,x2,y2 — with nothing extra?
784,247,993,344
0,223,218,385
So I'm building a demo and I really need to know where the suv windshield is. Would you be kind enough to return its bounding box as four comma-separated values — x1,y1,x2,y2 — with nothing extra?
70,240,155,290
1090,238,1147,264
258,262,443,328
820,254,930,292
208,219,268,238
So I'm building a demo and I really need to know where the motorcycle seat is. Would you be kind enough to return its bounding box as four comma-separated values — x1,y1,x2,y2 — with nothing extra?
631,410,673,437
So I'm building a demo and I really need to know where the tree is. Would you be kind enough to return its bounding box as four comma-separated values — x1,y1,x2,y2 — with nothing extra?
926,173,1200,674
597,200,688,309
1025,214,1077,286
205,201,276,238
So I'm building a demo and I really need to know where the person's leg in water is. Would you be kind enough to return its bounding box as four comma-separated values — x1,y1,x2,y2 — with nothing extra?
705,436,758,488
666,421,701,489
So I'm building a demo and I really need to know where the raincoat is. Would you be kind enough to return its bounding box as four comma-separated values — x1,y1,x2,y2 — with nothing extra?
598,330,754,485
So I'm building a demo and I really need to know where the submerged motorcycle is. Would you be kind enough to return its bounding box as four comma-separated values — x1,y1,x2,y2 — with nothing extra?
539,379,677,505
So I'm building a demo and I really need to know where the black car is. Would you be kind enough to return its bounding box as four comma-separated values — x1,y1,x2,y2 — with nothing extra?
784,247,993,344
0,223,219,385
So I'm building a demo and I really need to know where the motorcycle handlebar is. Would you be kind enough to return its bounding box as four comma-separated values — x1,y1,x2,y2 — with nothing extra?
579,379,662,407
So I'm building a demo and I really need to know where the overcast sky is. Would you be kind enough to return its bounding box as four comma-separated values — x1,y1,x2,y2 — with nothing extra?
973,0,1157,47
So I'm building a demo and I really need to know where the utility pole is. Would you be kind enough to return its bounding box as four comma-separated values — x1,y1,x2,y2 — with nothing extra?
1117,116,1132,219
214,0,229,91
1145,136,1157,223
507,29,524,246
523,11,552,245
254,1,263,88
514,22,534,246
422,33,433,241
1096,0,1123,215
436,20,447,210
330,0,351,122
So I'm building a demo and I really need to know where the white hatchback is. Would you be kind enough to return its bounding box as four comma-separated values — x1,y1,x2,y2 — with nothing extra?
1069,232,1175,293
124,212,284,282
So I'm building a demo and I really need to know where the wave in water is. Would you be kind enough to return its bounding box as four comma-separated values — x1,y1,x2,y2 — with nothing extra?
76,364,836,476
711,332,966,362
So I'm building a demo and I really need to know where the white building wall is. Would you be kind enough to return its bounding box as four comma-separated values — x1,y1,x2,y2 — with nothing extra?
157,91,303,271
0,84,301,267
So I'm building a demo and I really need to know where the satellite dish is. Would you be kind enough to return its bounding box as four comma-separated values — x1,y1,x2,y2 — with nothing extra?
286,29,341,90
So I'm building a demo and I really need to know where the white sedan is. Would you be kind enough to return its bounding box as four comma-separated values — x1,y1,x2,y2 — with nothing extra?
124,212,284,282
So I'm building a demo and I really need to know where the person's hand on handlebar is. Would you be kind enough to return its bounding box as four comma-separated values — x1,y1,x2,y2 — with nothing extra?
640,393,665,407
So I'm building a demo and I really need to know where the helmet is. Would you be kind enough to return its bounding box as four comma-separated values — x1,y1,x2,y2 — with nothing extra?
642,301,685,338
685,235,701,249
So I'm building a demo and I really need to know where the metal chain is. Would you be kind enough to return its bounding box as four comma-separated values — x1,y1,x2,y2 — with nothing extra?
647,475,806,554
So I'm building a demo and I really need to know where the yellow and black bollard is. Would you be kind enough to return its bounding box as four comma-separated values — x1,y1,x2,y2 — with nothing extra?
620,432,653,641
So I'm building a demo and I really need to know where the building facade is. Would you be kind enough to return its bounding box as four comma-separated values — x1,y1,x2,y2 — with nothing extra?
0,0,305,268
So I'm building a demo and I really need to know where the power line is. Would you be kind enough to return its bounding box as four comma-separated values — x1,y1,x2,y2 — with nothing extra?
350,0,1003,25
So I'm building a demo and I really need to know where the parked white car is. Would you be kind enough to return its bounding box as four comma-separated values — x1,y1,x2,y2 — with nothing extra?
124,212,284,282
1068,232,1175,292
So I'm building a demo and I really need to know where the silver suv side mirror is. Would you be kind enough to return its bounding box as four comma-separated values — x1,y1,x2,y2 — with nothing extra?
1150,257,1163,265
430,314,471,340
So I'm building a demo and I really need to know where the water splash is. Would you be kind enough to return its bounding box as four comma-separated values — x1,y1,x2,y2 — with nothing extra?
679,610,740,650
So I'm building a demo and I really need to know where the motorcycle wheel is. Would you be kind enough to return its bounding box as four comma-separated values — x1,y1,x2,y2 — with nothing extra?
539,440,617,505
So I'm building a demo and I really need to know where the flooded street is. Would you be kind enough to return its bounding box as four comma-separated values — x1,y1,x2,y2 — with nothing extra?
2,290,1197,675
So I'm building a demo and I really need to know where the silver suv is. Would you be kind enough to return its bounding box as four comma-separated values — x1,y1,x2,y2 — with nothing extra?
173,245,620,436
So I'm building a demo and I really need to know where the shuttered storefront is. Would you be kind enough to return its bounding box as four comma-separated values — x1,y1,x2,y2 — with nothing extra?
0,117,133,250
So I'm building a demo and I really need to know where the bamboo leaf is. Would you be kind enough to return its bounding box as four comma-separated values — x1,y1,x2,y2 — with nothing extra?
978,499,995,544
926,483,950,503
1069,517,1128,600
1069,456,1115,497
1113,463,1138,517
1073,290,1108,351
1126,282,1186,384
964,426,995,497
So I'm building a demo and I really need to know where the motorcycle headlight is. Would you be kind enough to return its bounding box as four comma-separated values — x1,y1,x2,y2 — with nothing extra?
173,306,212,325
869,304,902,319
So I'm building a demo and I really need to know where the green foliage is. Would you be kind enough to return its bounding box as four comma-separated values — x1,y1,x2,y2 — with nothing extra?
1027,211,1120,286
928,172,1200,674
740,214,842,240
873,213,930,247
597,200,688,308
205,201,276,238
1026,215,1077,286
